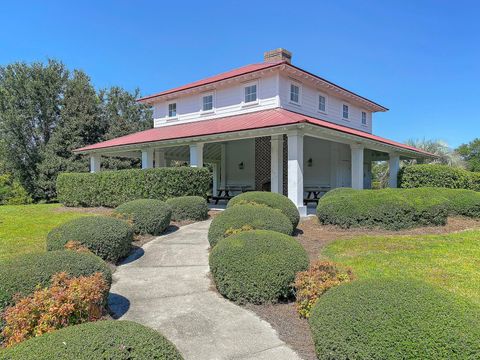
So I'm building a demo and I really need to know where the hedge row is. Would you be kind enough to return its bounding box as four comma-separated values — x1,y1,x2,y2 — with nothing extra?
399,164,480,191
309,279,480,359
57,167,211,207
0,320,184,359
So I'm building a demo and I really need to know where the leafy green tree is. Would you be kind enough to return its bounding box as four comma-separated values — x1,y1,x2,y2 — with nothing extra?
456,138,480,172
404,138,465,168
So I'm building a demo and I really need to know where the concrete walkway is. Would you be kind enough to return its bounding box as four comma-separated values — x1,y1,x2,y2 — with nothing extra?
109,220,302,360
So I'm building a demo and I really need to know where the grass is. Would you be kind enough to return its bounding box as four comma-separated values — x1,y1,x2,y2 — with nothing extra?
322,230,480,305
0,204,91,264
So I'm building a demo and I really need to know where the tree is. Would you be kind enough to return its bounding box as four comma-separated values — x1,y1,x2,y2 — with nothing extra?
456,138,480,172
404,138,465,168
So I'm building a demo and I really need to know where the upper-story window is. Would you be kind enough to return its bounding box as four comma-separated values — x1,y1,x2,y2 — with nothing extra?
318,95,326,112
244,84,257,103
342,104,349,119
168,102,177,118
290,84,300,103
362,111,367,125
202,94,213,111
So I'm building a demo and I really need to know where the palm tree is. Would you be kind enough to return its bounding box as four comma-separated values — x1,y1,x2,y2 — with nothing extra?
404,138,465,168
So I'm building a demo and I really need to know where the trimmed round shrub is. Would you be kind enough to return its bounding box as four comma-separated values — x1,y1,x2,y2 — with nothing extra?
440,188,480,217
114,199,172,235
208,204,293,247
209,230,309,304
227,191,300,228
166,196,209,221
46,216,133,262
309,279,480,360
399,164,473,190
0,320,184,359
0,250,112,313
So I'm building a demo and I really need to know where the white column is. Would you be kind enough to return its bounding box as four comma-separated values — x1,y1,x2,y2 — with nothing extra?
189,143,204,168
350,144,364,189
90,155,101,173
389,153,400,188
154,150,166,168
220,144,226,187
270,135,284,193
288,130,306,217
141,148,154,169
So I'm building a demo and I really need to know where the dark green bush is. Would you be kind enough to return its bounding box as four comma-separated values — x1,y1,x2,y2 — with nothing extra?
209,230,309,304
309,279,480,360
317,188,448,230
0,251,111,313
57,167,211,207
166,196,209,221
227,191,300,228
114,199,172,235
0,320,183,360
208,204,293,247
0,174,32,205
440,188,480,217
399,164,473,190
46,216,133,262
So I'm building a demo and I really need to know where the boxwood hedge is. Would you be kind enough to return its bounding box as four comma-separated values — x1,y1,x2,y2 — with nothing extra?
57,167,210,207
309,279,480,360
0,250,111,314
399,164,477,190
0,320,183,360
166,196,209,221
114,199,172,235
208,204,293,247
227,191,300,228
47,216,133,262
209,230,309,304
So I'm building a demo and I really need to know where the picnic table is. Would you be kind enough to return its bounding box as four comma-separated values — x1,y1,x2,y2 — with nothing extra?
209,185,252,204
304,186,331,205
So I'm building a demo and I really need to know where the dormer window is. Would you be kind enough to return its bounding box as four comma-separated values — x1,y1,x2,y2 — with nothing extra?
362,111,367,125
290,84,300,103
168,103,177,118
244,84,257,103
202,94,213,111
318,95,326,112
343,104,349,119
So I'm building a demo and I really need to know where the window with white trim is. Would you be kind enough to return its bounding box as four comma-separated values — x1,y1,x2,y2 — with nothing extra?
318,95,326,112
244,84,257,103
168,103,177,117
202,94,213,111
290,84,300,103
343,104,349,119
362,111,367,125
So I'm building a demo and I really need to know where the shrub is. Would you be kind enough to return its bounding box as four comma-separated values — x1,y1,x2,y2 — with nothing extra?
0,174,32,205
439,188,480,217
166,196,209,221
57,167,210,207
46,216,133,262
399,164,473,190
114,199,172,235
2,272,109,347
0,320,184,359
227,191,300,228
309,279,480,360
208,204,293,247
209,230,309,304
0,251,111,314
294,261,353,318
317,188,448,230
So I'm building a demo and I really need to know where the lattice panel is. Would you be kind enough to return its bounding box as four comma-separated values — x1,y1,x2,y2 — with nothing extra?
255,137,271,191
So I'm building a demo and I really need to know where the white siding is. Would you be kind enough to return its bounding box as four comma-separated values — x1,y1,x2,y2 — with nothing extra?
279,75,373,133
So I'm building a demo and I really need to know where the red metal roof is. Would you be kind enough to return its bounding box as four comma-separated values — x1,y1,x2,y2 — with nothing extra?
75,108,432,156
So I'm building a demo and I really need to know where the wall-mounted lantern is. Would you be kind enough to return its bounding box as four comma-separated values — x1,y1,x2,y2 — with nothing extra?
307,158,313,167
238,161,244,170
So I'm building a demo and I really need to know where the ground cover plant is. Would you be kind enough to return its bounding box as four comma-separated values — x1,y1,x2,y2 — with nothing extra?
114,199,172,235
0,320,184,359
166,196,209,221
210,230,309,304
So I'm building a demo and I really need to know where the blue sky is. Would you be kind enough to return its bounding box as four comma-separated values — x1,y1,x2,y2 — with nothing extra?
1,0,479,147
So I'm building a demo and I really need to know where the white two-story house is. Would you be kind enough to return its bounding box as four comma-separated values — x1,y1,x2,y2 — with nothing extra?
76,48,431,215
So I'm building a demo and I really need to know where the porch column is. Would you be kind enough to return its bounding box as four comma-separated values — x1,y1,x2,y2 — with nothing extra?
154,150,166,168
212,163,218,196
288,130,306,217
270,135,283,193
90,155,101,173
141,148,154,169
388,152,400,188
350,144,364,189
189,143,204,168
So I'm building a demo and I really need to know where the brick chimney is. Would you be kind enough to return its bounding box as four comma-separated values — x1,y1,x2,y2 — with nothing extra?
263,48,292,64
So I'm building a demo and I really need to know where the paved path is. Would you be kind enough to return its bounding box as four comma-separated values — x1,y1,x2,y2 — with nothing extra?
109,220,302,360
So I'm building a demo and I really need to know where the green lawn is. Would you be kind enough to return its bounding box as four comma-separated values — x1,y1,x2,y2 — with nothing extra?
0,204,91,263
322,230,480,305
